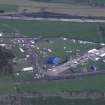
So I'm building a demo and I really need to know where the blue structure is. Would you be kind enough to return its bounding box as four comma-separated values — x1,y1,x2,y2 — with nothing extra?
47,56,61,65
90,65,97,71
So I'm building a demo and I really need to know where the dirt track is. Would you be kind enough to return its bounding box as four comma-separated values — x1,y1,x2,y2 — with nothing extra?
1,0,105,17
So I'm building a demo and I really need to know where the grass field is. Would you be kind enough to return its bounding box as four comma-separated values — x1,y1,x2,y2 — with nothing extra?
0,76,15,94
22,97,105,105
17,75,105,92
0,19,104,42
0,5,104,93
35,38,101,60
0,74,105,94
0,83,15,94
0,19,104,93
0,4,18,12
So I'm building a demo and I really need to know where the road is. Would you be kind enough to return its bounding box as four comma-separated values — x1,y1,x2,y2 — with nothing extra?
1,15,105,23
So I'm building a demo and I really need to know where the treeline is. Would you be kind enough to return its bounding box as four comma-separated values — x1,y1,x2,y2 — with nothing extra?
21,11,105,19
31,0,105,7
0,46,15,75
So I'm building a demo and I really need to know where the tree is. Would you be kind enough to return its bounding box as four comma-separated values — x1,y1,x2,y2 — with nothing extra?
0,46,15,75
99,25,105,42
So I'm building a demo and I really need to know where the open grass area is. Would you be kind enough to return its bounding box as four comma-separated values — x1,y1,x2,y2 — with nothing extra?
33,38,101,61
0,19,103,42
18,75,105,92
0,4,18,12
0,76,16,94
0,20,104,93
22,97,105,105
0,74,105,94
46,38,100,57
0,83,15,94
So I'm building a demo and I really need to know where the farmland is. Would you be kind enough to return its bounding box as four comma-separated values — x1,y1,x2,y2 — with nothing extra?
0,19,103,42
1,96,105,104
22,97,105,105
17,75,105,92
0,0,105,17
0,74,105,94
0,1,105,105
0,19,104,94
0,4,18,12
34,38,101,57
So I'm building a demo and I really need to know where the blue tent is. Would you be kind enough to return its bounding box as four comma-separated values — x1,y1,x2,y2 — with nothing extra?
47,56,61,65
90,65,97,71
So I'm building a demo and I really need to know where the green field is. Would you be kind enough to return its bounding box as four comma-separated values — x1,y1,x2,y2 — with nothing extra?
46,38,100,57
17,75,105,92
0,74,105,94
0,83,15,94
33,38,101,57
0,76,15,94
1,97,105,105
22,97,105,105
0,19,104,94
0,4,18,12
0,19,104,42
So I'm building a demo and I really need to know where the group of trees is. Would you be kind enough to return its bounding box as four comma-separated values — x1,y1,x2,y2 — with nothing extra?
0,46,15,75
72,0,105,7
31,0,105,7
